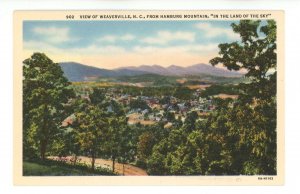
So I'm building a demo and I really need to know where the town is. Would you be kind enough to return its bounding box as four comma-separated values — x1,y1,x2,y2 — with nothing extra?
68,83,238,129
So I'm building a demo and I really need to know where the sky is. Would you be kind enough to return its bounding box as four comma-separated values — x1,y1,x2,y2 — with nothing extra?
23,20,241,69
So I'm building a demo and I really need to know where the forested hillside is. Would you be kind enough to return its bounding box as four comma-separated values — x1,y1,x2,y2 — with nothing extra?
23,20,277,176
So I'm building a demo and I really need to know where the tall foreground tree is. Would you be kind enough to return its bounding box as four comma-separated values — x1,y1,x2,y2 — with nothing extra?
209,20,277,174
210,20,277,102
71,88,108,170
73,88,131,172
74,104,108,170
105,116,129,173
23,53,74,160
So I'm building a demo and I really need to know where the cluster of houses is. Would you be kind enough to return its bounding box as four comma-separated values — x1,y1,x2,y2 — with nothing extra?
105,89,217,127
69,85,238,128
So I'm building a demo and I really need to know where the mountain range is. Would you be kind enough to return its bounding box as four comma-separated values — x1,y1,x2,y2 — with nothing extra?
116,64,242,77
59,62,243,82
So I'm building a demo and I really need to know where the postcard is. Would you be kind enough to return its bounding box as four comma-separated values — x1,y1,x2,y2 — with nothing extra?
14,10,284,185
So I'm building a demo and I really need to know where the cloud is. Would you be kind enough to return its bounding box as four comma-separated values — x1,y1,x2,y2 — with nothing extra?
23,40,218,69
195,23,240,40
97,34,135,43
141,31,195,45
24,40,126,56
97,35,117,43
120,34,135,41
71,45,126,55
32,26,75,44
133,43,218,54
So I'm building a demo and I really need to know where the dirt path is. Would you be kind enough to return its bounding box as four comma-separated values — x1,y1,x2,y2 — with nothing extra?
49,156,148,176
77,156,148,176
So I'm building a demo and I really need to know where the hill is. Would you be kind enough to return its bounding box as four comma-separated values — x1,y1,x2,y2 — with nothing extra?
59,62,147,82
59,62,243,82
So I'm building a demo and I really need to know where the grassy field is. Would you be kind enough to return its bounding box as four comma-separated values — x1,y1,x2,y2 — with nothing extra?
23,159,115,176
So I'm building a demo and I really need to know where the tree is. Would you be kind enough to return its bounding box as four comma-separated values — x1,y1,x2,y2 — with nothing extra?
136,131,155,167
182,111,198,133
210,20,276,102
173,87,193,100
104,115,130,173
164,111,175,122
209,20,277,175
89,87,106,106
147,138,169,175
129,97,150,110
23,53,74,160
74,104,108,170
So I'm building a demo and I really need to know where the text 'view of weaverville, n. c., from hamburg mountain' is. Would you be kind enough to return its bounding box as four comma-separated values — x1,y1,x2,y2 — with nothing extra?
22,19,277,176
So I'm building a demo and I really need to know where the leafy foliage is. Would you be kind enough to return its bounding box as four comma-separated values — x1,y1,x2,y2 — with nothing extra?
146,20,277,175
129,97,150,110
23,53,75,160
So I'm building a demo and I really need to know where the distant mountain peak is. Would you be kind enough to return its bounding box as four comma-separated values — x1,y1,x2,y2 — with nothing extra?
168,64,181,68
151,64,160,67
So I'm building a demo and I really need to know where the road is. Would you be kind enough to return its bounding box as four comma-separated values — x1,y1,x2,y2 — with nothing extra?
50,156,148,176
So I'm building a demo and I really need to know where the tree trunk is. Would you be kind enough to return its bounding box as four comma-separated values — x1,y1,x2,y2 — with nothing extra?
73,155,77,166
40,105,49,161
91,152,95,171
40,139,47,160
123,164,125,175
112,156,116,173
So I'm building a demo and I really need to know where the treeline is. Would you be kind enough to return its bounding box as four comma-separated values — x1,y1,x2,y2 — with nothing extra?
113,85,194,100
200,84,240,98
114,74,177,86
